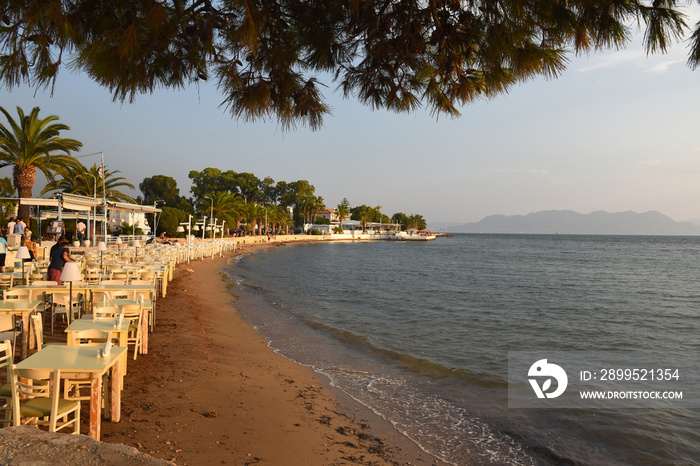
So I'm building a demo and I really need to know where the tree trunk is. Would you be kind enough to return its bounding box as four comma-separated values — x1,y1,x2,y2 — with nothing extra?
14,166,36,222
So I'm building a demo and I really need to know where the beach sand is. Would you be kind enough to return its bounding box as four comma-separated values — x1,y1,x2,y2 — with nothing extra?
97,241,441,465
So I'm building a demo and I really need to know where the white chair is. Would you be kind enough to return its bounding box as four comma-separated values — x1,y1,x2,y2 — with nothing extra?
0,339,13,426
0,274,14,291
0,315,19,357
9,365,81,433
49,295,81,334
3,289,30,300
121,302,143,360
100,280,125,285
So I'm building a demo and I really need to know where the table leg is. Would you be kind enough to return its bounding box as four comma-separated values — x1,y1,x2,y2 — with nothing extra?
111,358,123,423
89,372,103,440
20,314,29,359
141,316,148,354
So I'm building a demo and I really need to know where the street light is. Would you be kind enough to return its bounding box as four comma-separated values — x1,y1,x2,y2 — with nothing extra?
210,218,217,259
153,200,164,237
87,173,97,244
203,196,213,238
176,214,192,263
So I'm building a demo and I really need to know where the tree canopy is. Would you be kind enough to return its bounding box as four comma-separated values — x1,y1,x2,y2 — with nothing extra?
0,1,695,130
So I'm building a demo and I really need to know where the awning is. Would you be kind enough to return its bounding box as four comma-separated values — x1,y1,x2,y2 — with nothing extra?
19,198,60,208
107,201,161,213
61,193,102,211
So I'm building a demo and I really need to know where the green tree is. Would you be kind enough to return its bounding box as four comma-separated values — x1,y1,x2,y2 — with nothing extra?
158,206,190,237
0,177,14,226
42,162,135,203
139,175,181,206
0,106,82,220
0,2,693,130
336,198,350,229
407,214,427,230
189,168,239,199
392,212,409,230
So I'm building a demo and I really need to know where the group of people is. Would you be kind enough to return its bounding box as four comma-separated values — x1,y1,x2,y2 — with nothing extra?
0,217,37,272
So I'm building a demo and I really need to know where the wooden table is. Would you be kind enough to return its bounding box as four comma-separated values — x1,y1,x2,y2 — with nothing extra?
65,318,132,347
16,344,127,440
0,300,42,359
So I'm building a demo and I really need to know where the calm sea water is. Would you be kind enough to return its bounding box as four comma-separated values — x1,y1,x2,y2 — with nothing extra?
223,234,700,465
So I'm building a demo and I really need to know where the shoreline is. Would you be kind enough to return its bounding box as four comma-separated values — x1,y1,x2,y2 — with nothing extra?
100,240,441,465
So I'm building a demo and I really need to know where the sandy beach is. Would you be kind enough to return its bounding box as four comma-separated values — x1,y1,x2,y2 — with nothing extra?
93,240,440,465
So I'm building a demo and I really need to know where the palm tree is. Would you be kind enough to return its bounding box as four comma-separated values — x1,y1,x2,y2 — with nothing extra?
336,200,350,229
196,192,246,233
0,106,82,220
41,162,136,202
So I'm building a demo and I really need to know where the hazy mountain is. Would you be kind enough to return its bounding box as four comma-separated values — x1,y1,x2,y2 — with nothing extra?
448,210,700,235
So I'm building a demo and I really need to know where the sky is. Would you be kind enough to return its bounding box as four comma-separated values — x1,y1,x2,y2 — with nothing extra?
1,7,700,227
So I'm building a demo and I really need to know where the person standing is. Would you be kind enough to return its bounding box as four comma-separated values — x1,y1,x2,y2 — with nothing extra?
6,217,15,236
47,237,73,284
0,233,6,272
13,218,25,235
76,220,86,241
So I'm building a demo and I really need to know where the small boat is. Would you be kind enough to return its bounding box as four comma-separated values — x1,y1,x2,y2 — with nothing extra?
393,229,436,241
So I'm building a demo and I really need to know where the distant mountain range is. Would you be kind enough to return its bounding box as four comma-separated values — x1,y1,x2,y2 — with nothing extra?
445,210,700,235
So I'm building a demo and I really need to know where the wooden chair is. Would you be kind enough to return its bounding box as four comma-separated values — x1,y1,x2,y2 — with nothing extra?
130,281,155,330
3,289,30,300
0,339,13,426
100,280,125,285
121,302,143,360
0,315,19,357
49,295,81,334
9,365,81,433
0,274,13,291
63,330,116,402
80,306,120,321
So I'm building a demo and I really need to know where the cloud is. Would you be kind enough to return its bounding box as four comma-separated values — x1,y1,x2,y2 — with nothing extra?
639,159,667,166
646,60,684,73
501,168,549,175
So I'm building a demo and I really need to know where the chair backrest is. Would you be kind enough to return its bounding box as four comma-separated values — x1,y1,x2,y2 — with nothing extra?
0,274,13,287
100,280,125,285
129,279,152,286
32,281,59,286
0,315,15,333
120,303,143,322
71,328,112,345
0,339,13,370
112,290,132,300
10,365,53,399
30,314,43,349
92,306,120,320
3,289,30,300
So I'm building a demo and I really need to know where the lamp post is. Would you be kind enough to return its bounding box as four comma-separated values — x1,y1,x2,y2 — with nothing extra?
203,196,213,238
153,200,164,237
132,239,141,261
15,246,31,284
97,241,107,273
60,262,82,324
210,218,217,259
87,173,97,245
176,214,192,263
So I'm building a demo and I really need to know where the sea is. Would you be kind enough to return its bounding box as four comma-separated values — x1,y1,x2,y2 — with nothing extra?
222,234,700,465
